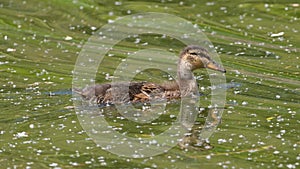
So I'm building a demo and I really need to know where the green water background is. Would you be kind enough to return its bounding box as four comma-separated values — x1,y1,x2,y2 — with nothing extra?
0,0,299,168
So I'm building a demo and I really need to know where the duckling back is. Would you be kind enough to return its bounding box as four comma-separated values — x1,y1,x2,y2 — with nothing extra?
75,81,182,105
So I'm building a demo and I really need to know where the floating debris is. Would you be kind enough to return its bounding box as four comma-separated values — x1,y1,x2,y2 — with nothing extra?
14,131,28,138
241,101,248,106
266,116,275,121
0,61,9,65
290,3,299,7
29,124,35,129
270,32,284,37
64,36,73,40
64,105,75,109
6,48,16,52
49,163,58,167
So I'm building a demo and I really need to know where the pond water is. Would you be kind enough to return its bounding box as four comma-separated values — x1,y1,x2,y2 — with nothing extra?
0,0,299,168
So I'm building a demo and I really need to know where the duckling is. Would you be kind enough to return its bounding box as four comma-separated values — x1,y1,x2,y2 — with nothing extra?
75,45,225,105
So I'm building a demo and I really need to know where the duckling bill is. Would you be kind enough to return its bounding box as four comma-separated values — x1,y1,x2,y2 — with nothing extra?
75,45,226,104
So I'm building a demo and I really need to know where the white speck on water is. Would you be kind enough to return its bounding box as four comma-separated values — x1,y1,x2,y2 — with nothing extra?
233,70,241,75
276,95,281,99
7,48,16,52
88,58,94,62
49,163,58,167
108,19,115,23
234,90,240,94
270,32,284,37
115,1,122,5
239,134,245,139
101,162,107,166
64,36,73,40
108,11,114,16
206,2,215,6
206,155,211,159
200,86,205,91
276,134,282,139
66,140,75,144
251,122,257,125
280,130,286,134
43,138,50,141
29,124,35,129
276,116,284,122
235,52,245,56
70,162,79,166
0,61,9,65
286,164,296,169
15,131,28,138
44,81,54,85
149,140,158,145
264,4,269,8
242,101,248,105
218,138,227,144
134,38,141,44
58,124,66,130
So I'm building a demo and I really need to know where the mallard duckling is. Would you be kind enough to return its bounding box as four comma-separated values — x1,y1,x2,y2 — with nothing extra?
75,45,225,105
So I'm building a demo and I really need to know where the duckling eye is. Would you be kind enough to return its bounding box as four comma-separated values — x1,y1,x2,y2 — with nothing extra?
190,52,198,55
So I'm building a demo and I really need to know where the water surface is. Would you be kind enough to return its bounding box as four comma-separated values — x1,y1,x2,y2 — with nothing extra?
0,0,299,168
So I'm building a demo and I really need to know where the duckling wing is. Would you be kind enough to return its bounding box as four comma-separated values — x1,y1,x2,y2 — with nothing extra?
132,82,164,102
76,82,173,104
134,81,182,101
160,81,181,99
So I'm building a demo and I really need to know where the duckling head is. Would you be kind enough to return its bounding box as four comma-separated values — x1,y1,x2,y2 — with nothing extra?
180,45,226,73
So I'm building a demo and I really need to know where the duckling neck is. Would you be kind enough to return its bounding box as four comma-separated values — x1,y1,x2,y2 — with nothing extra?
177,60,198,96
